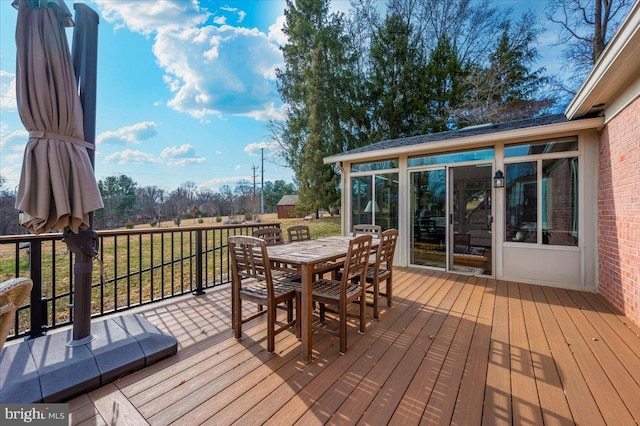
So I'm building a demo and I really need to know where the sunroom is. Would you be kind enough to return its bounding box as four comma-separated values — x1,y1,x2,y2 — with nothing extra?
325,113,603,291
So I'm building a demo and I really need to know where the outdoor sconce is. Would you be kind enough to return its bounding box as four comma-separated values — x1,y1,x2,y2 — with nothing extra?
493,170,505,188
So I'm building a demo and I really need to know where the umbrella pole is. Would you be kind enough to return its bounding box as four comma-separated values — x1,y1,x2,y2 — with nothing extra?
65,229,98,346
67,3,100,346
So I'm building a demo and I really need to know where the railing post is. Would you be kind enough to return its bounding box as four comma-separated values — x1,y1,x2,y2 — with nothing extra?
193,229,205,295
28,240,45,338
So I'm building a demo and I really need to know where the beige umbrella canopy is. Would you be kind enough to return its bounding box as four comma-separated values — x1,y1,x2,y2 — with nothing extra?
14,0,103,235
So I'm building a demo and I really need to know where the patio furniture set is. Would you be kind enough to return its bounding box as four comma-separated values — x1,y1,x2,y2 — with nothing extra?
229,225,398,361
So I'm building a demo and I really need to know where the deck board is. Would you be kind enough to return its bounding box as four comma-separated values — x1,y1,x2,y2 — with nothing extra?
63,267,640,425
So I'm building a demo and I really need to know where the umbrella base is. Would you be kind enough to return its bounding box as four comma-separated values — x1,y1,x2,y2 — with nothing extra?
66,333,97,347
0,314,177,403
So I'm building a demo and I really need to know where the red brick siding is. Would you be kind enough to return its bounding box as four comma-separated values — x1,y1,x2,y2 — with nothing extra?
599,98,640,328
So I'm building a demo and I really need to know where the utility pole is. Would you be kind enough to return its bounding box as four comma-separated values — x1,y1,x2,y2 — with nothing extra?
261,148,264,215
252,164,258,221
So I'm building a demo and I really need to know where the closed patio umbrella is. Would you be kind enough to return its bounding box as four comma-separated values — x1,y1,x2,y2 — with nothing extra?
13,0,103,345
14,0,103,235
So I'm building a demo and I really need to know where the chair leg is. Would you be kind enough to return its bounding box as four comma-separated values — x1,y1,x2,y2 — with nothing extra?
267,299,275,353
339,300,347,354
287,299,293,323
295,292,301,339
319,303,326,322
372,278,379,320
232,288,242,340
386,275,393,307
359,292,366,334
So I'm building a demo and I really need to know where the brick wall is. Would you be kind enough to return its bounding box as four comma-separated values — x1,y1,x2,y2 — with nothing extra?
599,98,640,328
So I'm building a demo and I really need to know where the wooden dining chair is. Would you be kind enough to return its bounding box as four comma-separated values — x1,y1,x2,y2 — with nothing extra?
0,277,32,352
364,228,399,319
252,227,285,246
299,234,372,354
229,236,297,353
287,225,311,242
353,224,382,238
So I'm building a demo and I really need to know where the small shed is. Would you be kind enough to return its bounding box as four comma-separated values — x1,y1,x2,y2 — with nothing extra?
277,194,298,219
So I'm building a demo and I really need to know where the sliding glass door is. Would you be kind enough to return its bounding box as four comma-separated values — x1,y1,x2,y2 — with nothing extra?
410,169,446,268
409,164,493,275
449,165,493,275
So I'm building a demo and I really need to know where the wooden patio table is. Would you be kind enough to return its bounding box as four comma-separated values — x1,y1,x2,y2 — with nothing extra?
266,235,378,362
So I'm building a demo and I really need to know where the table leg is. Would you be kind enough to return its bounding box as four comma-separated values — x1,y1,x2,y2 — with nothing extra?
300,263,313,362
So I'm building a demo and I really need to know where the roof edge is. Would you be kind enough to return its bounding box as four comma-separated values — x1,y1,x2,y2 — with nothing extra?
324,116,603,164
565,1,640,119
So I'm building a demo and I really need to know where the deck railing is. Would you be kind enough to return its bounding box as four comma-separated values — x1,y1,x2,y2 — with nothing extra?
0,222,280,341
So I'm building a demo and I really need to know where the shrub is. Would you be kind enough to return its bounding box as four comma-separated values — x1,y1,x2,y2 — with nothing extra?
125,220,135,229
216,215,222,223
150,219,158,227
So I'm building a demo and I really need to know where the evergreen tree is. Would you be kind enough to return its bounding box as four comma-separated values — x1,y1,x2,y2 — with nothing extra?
368,13,426,140
276,0,357,216
422,36,467,132
96,175,137,229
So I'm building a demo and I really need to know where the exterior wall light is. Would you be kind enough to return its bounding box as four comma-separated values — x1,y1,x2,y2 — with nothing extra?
493,170,505,188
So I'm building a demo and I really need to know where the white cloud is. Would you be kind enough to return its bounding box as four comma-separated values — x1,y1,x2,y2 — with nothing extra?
104,149,161,165
202,175,250,187
244,140,281,157
0,125,27,151
0,71,17,112
268,15,287,46
0,125,27,188
160,143,205,166
97,121,158,145
96,1,285,121
219,6,246,24
234,164,242,170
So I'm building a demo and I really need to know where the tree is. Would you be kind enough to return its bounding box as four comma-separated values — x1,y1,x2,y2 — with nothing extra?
263,180,296,213
0,176,21,236
218,185,235,218
367,13,426,140
453,14,554,126
234,179,254,219
276,0,356,216
136,186,165,225
422,35,467,132
546,0,632,94
96,175,137,229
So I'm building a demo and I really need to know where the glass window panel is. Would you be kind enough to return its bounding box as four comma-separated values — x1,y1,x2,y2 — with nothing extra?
410,169,446,267
505,162,537,243
351,158,399,172
408,148,494,167
351,176,372,227
542,158,578,246
504,137,578,158
374,173,399,230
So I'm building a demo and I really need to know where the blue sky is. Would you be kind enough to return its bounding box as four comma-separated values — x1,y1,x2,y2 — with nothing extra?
1,0,557,193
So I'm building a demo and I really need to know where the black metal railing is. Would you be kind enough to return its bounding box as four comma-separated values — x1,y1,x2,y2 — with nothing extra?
0,222,280,341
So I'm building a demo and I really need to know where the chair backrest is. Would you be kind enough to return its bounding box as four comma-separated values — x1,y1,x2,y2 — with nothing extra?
353,224,382,238
252,227,284,246
228,236,274,294
287,225,311,242
377,229,399,269
341,234,373,285
0,277,33,351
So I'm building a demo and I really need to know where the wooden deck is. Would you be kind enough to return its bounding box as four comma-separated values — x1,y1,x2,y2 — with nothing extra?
67,268,640,425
